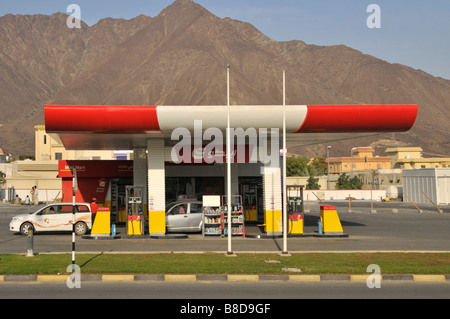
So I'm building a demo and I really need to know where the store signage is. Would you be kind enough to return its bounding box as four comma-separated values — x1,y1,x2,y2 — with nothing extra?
58,160,133,178
171,145,255,164
171,120,279,166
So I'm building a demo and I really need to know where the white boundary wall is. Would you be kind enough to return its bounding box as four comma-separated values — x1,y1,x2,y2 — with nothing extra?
299,189,388,202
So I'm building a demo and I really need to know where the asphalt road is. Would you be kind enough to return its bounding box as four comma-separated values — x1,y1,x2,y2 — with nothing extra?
1,201,449,254
1,281,449,299
1,201,449,300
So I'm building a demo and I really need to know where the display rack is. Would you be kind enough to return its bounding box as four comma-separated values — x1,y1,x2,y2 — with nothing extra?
202,195,246,237
203,206,223,236
202,195,222,237
221,195,245,237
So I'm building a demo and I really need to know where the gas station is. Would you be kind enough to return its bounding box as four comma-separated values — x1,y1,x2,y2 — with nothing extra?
45,103,418,242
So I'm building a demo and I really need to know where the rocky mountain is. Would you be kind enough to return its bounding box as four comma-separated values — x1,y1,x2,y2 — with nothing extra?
0,0,449,157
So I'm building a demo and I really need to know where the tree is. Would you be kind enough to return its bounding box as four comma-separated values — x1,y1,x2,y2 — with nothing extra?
306,176,320,189
335,173,363,189
286,156,309,176
349,176,363,189
310,156,327,175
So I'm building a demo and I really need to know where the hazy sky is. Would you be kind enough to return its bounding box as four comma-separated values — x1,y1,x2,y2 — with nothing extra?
1,0,449,79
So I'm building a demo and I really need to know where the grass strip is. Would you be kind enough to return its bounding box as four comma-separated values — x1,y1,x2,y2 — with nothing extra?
0,252,449,275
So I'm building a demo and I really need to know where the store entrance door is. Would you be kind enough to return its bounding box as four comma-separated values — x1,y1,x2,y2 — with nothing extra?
110,177,133,224
239,177,263,223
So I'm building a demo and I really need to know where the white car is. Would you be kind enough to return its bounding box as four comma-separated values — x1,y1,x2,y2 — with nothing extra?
165,200,203,233
9,203,92,236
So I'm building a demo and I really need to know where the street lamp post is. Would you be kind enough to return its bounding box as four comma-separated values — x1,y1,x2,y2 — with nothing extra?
282,70,288,255
327,146,331,189
226,64,233,255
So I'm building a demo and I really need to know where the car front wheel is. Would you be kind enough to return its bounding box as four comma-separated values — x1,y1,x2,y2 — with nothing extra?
20,222,34,236
74,222,87,236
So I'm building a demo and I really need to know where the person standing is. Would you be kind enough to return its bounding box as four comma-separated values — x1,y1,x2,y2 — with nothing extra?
30,187,35,205
34,186,39,205
90,198,98,227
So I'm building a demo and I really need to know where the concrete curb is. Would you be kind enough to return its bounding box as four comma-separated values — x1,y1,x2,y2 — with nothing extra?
165,274,197,282
412,275,447,282
227,274,259,282
36,275,68,283
289,274,321,282
1,274,449,283
102,274,134,282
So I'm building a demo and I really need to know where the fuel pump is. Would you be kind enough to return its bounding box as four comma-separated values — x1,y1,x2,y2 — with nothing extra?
126,186,145,236
287,185,304,214
287,185,304,235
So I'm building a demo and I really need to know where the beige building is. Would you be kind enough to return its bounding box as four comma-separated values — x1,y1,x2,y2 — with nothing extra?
4,126,130,203
34,125,120,161
326,147,392,175
286,176,331,190
3,160,62,203
348,169,403,190
385,147,450,169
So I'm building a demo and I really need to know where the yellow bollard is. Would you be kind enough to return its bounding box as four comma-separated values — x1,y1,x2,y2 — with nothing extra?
91,207,111,235
317,205,348,237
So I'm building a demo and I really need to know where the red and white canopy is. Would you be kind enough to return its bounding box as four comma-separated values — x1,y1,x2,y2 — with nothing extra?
45,104,417,150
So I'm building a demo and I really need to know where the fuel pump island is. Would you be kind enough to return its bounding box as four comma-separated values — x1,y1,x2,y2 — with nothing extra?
286,185,305,236
125,186,145,236
84,186,146,239
286,185,347,237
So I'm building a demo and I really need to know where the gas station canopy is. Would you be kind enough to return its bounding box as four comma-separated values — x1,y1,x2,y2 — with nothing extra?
45,103,418,238
45,104,418,150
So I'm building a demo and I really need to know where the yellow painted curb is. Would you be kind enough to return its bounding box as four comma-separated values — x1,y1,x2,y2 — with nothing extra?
0,275,4,282
37,275,69,282
165,274,197,282
227,275,259,282
102,275,134,282
413,275,446,282
350,275,369,282
289,275,321,282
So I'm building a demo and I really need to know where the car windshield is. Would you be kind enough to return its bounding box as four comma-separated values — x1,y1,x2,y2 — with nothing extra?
30,209,42,214
32,206,53,215
165,202,176,211
165,201,202,214
32,205,81,214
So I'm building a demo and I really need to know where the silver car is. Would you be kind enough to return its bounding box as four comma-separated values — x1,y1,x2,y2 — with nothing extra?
165,200,203,233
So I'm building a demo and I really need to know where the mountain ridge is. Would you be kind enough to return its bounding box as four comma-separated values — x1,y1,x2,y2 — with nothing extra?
0,0,448,158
